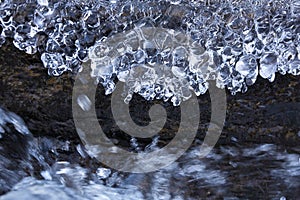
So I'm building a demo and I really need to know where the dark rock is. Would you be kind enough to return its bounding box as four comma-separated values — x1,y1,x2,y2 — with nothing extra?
0,40,299,146
264,102,300,128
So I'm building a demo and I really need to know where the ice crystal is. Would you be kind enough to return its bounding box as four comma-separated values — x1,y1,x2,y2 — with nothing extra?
0,0,299,105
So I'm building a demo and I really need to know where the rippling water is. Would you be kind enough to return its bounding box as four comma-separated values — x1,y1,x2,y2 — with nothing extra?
0,107,299,199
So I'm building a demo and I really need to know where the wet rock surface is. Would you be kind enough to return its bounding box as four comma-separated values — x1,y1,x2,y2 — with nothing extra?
0,41,299,146
0,42,300,147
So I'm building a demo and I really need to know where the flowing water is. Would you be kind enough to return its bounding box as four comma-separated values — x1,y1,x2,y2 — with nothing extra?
0,107,299,199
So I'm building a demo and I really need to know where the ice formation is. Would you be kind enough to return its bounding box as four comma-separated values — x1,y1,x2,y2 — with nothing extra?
0,0,299,105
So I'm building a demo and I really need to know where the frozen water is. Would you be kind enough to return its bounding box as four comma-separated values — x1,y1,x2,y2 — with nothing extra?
288,60,300,75
0,0,299,104
88,27,211,105
291,0,300,16
41,53,68,76
37,0,48,7
259,53,278,82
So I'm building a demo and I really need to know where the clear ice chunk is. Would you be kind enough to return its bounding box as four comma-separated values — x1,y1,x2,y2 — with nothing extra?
41,53,68,76
235,55,258,86
259,53,278,82
37,0,48,7
291,0,300,16
236,55,257,77
0,0,299,105
288,60,300,75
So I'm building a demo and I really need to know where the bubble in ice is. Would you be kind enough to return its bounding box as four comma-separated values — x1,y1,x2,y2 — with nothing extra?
0,0,299,105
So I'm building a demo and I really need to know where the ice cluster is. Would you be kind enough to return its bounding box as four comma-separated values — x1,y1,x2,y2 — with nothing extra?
88,27,213,105
0,0,299,105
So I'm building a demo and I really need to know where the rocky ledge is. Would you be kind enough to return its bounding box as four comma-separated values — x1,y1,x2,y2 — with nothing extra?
0,41,299,146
